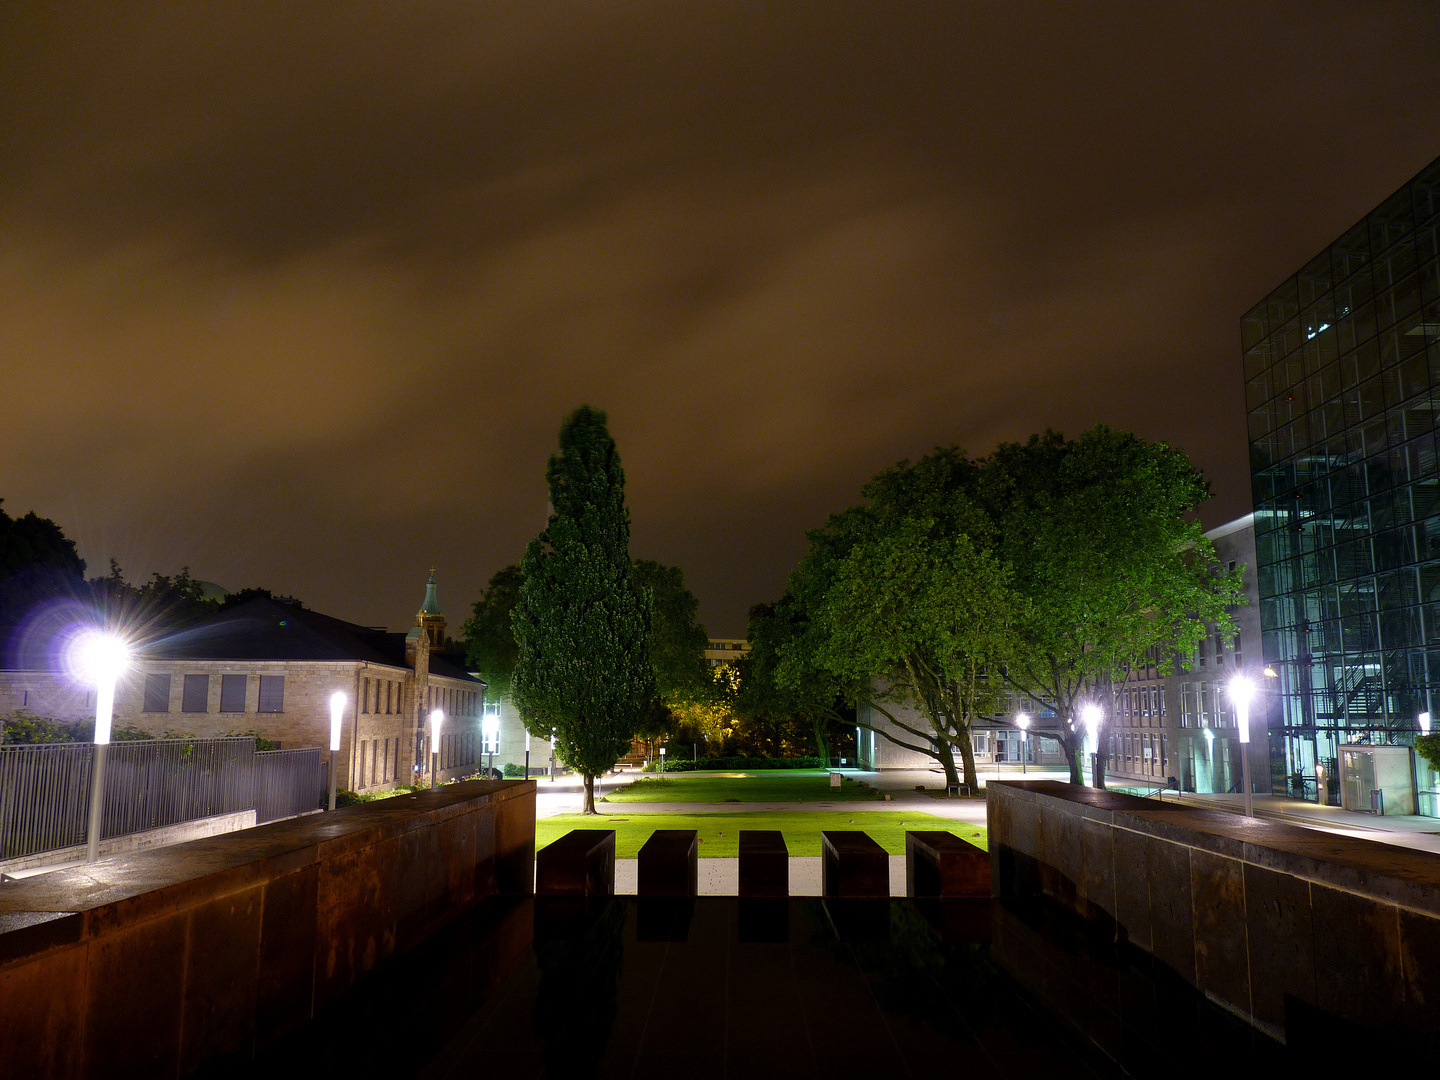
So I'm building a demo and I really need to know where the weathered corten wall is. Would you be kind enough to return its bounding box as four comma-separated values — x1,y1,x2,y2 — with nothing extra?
988,780,1440,1043
0,778,535,1079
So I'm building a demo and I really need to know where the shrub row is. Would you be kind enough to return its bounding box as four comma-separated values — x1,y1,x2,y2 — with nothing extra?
641,755,831,773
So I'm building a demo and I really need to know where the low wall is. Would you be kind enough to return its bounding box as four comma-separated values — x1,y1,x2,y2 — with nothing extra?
0,778,535,1078
987,780,1440,1043
0,809,261,877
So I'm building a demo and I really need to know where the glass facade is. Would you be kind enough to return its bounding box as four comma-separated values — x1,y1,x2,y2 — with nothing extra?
1247,154,1440,810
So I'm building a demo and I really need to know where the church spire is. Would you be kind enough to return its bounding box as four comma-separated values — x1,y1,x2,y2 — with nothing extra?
415,569,446,650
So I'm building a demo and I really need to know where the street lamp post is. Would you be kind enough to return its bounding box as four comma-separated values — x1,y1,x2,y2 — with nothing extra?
524,729,531,780
328,691,345,811
1015,713,1030,776
430,709,444,789
483,710,498,777
1081,703,1103,788
1229,675,1257,818
660,746,666,775
73,631,130,863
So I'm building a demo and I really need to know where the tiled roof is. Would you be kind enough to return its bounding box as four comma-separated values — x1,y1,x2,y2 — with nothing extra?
142,598,482,684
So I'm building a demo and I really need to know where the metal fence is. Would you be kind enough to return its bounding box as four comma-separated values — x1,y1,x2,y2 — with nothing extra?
0,737,327,861
255,747,326,824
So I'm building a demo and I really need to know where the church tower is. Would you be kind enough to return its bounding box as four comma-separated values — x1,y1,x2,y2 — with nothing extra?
418,569,447,649
406,570,447,664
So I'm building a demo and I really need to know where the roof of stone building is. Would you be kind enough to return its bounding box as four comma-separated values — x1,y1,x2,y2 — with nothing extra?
140,597,481,683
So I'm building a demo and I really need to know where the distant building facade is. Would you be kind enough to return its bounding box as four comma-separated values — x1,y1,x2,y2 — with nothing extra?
856,695,1067,774
705,639,752,667
0,575,487,794
1244,154,1440,813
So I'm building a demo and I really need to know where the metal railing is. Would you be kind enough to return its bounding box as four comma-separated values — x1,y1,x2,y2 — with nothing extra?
255,747,325,823
0,737,327,861
0,742,92,860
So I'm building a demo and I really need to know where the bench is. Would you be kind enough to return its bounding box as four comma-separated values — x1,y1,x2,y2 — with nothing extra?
535,829,615,897
820,830,888,898
738,830,789,897
637,829,698,897
905,830,990,898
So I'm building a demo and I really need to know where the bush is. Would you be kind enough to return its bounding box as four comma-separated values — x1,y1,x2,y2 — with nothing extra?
1417,734,1440,772
503,762,526,777
641,755,831,773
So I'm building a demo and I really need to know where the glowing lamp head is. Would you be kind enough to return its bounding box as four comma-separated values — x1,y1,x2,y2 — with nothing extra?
430,708,444,738
70,630,130,687
1421,711,1432,736
659,746,666,755
1015,712,1030,732
329,691,345,752
1228,675,1256,743
1080,703,1102,734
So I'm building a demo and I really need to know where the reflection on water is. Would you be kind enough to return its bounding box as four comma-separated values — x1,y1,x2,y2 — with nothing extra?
243,895,1295,1079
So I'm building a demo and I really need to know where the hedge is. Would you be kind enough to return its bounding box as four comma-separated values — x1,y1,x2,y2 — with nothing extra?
642,755,831,773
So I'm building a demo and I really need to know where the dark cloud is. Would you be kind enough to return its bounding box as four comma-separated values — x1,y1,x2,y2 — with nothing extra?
3,2,1439,633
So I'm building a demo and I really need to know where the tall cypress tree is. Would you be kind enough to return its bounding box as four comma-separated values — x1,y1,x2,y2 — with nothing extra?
512,406,653,814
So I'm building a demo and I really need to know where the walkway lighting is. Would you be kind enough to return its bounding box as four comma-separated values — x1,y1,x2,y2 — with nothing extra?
1421,711,1432,736
1229,675,1257,818
1080,703,1103,787
430,708,444,788
1016,713,1030,775
328,691,345,811
71,630,131,862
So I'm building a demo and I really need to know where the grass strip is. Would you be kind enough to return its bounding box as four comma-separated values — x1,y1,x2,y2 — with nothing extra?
603,771,882,804
536,810,986,858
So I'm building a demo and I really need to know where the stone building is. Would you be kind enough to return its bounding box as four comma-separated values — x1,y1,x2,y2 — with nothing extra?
0,575,487,794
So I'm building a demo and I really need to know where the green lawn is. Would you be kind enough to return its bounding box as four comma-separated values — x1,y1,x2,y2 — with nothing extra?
603,770,882,804
536,811,987,858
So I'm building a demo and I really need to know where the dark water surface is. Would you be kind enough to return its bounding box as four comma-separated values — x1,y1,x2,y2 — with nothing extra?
244,896,1291,1079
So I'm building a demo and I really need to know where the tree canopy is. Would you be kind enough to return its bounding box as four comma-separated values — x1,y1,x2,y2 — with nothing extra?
776,449,1012,790
462,563,524,701
977,426,1241,785
511,406,654,813
760,426,1242,790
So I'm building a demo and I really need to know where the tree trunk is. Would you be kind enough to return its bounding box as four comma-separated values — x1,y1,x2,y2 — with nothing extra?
1095,743,1108,790
957,729,979,795
936,739,961,791
814,721,829,765
1064,730,1084,785
582,773,598,815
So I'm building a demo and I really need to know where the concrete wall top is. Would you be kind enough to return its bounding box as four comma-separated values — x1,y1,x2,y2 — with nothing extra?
989,780,1440,917
0,779,535,967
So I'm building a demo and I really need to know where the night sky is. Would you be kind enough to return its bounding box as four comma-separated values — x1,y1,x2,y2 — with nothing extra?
4,3,1439,635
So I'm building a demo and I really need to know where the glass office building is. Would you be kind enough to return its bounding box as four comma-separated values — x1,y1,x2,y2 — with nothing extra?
1246,154,1440,811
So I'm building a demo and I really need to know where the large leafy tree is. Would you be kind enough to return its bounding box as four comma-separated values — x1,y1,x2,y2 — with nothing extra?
978,426,1242,786
511,406,654,814
780,449,1012,791
630,560,710,707
738,598,853,762
462,563,524,701
0,500,87,652
629,559,710,758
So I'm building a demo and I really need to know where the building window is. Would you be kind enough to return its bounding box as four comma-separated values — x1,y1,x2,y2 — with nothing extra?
362,678,370,714
219,674,246,713
258,675,285,713
181,674,209,713
143,673,171,713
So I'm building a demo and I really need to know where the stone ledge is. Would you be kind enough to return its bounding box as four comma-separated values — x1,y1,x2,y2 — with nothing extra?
0,779,534,956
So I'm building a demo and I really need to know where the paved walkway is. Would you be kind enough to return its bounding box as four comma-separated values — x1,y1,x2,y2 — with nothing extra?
1167,790,1440,855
